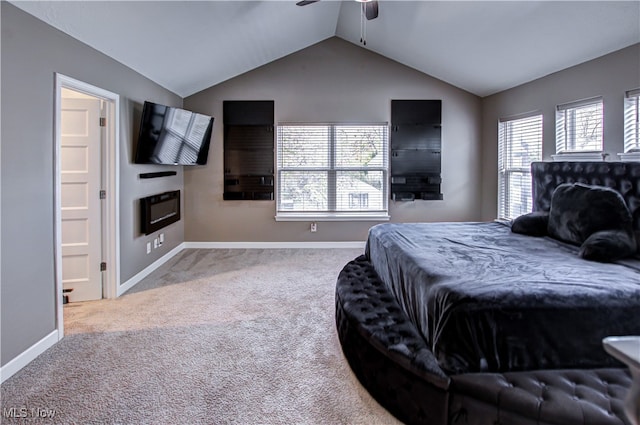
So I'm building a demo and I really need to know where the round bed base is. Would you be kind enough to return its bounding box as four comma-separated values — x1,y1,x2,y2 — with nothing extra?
335,255,450,425
335,255,633,425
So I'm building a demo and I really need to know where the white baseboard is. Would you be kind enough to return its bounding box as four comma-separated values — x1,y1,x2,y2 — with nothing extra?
117,242,186,296
184,241,366,249
1,330,58,383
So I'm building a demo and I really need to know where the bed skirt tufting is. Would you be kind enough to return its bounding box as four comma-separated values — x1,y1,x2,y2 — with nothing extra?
335,255,633,425
335,254,450,425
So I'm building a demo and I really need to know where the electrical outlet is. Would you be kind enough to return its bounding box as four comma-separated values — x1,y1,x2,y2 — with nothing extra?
310,222,317,233
153,238,159,249
146,242,151,254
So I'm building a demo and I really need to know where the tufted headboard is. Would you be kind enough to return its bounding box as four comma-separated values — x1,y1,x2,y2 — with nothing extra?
531,161,640,233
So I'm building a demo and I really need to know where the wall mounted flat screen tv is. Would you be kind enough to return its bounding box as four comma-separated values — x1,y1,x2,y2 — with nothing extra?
135,101,214,165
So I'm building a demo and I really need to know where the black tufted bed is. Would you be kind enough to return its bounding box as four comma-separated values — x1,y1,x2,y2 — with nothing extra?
336,162,640,425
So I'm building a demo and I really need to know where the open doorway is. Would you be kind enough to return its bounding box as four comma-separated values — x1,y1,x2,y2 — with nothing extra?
54,74,120,339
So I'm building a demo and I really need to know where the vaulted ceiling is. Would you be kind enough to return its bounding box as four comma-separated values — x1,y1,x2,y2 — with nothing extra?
11,1,640,98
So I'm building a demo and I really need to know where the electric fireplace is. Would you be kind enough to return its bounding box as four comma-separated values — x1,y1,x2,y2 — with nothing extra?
140,190,180,235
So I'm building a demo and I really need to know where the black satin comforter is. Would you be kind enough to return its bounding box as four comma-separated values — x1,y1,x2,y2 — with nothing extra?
365,222,640,375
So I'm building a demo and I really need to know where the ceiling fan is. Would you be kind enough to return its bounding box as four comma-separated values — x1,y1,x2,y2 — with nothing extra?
296,0,379,21
296,0,379,45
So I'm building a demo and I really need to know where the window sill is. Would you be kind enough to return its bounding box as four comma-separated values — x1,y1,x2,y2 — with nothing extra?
618,152,640,162
551,151,606,161
275,212,390,222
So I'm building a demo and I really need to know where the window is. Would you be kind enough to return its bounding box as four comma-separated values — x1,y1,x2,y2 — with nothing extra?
498,114,543,220
349,193,369,209
624,89,640,152
276,124,388,218
555,97,603,153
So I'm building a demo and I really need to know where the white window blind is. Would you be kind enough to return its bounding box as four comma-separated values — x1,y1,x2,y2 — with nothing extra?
498,114,543,220
624,89,640,152
555,97,603,153
276,123,388,217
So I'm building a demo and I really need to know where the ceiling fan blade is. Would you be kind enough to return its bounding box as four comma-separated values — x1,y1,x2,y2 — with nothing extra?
296,0,320,5
364,1,379,20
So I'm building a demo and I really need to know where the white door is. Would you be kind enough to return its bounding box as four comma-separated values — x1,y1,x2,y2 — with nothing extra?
60,97,103,302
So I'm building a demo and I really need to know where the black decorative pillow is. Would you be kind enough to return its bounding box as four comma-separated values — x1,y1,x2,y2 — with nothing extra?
547,182,637,261
580,230,637,262
511,212,549,237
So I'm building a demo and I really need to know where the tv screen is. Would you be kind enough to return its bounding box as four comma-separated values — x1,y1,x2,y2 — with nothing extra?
135,101,214,165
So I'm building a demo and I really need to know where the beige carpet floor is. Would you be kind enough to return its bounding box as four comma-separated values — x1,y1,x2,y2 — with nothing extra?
1,248,400,424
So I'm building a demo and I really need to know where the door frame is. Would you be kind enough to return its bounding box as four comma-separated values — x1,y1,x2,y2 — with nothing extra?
54,73,120,339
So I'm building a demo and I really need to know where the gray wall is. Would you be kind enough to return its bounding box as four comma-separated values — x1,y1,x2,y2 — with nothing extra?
1,3,183,367
183,37,483,242
480,44,640,220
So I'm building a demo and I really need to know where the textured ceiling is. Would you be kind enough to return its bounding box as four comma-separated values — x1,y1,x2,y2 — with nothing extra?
11,1,640,98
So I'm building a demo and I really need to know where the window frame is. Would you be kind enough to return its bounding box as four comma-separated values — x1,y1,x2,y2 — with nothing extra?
497,112,543,220
554,97,603,156
275,122,390,221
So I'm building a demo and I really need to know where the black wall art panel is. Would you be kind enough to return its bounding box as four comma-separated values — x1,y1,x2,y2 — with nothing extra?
223,101,275,200
390,100,443,201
